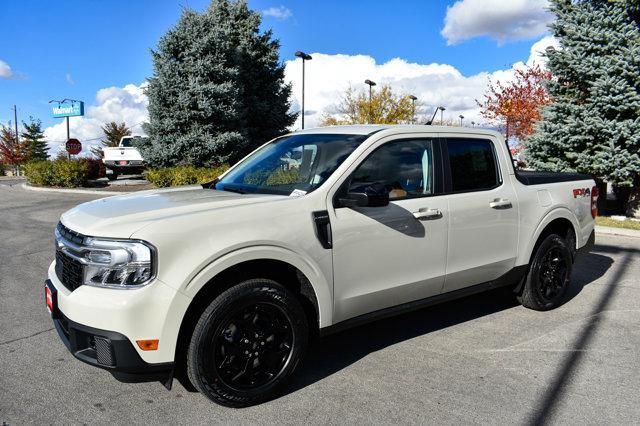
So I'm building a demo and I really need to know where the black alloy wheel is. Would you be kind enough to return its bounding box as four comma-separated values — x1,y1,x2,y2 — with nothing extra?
187,279,308,407
210,302,294,390
518,233,573,311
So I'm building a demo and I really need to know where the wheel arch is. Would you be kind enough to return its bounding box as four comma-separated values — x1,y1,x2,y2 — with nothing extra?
172,246,330,383
521,208,579,265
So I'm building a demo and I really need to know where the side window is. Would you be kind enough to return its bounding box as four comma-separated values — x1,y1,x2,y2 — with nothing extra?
446,138,499,192
350,139,434,200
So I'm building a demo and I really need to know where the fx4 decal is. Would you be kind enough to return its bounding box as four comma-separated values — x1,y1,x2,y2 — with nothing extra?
573,188,591,198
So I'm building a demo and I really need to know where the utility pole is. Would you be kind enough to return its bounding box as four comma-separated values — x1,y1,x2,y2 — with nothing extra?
13,105,18,143
13,105,19,175
295,51,313,129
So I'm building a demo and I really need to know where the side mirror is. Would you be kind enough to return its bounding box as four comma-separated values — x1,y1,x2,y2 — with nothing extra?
339,182,389,208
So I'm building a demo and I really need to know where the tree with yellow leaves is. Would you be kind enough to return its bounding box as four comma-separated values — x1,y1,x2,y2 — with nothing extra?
320,85,416,126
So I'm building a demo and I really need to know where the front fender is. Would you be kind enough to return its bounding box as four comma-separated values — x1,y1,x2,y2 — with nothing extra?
181,245,333,328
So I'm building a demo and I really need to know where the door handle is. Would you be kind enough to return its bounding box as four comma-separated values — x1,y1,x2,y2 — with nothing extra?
413,208,442,220
490,198,512,209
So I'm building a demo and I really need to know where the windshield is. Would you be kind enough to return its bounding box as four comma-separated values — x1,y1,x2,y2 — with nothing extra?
214,133,368,195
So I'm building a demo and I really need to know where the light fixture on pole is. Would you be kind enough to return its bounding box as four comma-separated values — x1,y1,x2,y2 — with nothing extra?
408,95,417,124
439,106,446,125
471,121,476,127
459,114,464,126
295,51,312,129
364,79,376,124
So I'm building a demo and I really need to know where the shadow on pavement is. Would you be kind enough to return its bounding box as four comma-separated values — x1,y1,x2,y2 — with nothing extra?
527,243,635,425
284,247,615,400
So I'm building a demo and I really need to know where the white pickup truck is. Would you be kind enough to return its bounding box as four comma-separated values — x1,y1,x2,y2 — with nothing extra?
102,136,146,180
46,125,597,407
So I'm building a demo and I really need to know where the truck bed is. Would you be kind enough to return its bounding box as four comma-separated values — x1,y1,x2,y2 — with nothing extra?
515,170,592,185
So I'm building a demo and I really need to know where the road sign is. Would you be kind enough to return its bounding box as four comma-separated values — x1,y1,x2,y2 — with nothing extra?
65,139,82,155
51,100,84,118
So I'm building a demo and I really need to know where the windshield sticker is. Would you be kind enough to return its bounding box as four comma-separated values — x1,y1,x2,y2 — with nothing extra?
290,189,307,197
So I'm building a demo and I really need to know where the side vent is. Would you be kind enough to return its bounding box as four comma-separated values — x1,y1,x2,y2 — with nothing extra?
312,211,332,249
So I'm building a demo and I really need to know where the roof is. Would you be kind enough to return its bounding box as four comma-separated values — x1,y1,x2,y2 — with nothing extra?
291,124,502,139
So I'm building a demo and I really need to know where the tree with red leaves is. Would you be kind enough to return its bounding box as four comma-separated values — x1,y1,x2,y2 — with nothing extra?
0,123,31,174
477,65,552,144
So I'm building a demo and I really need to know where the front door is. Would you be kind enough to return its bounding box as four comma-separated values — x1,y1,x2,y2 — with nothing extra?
329,137,448,323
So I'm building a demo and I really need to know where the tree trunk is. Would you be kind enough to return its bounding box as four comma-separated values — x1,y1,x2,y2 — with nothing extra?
626,184,640,218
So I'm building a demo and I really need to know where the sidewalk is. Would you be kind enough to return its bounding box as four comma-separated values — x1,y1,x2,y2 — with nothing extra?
595,225,640,239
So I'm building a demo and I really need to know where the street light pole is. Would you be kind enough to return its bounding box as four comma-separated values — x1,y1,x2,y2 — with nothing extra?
408,95,417,124
295,51,312,129
364,79,376,124
439,106,446,125
459,115,464,126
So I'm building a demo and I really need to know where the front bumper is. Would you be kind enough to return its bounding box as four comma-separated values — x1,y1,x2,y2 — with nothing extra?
46,280,173,380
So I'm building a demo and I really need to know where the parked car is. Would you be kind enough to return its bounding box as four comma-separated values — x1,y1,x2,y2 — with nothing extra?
102,136,146,180
46,125,597,407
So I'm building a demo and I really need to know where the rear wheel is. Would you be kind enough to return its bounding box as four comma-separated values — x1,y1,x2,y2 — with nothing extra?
187,279,308,407
518,234,573,311
107,171,118,181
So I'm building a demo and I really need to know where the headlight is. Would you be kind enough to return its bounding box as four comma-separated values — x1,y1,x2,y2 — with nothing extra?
82,237,155,289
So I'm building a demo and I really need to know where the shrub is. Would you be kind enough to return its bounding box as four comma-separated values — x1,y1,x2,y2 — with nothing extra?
145,165,229,188
23,159,90,188
85,158,106,179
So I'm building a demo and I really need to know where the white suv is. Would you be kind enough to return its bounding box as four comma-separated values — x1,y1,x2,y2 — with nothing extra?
46,125,597,406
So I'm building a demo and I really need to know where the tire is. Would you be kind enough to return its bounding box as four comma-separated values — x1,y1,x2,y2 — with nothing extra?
107,172,118,181
187,279,308,407
518,234,573,311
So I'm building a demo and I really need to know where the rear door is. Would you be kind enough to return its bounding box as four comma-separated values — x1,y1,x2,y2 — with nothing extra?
442,136,519,291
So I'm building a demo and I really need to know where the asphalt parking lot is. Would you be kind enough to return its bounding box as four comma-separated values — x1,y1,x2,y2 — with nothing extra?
1,183,639,424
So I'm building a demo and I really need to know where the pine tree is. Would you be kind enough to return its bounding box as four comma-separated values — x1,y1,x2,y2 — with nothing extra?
21,117,49,161
139,0,296,167
91,122,132,157
525,0,640,214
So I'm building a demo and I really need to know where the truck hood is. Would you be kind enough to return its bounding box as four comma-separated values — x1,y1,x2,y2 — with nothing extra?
61,186,284,238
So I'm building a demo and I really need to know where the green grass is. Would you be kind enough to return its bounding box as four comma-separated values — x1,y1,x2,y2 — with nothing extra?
596,216,640,231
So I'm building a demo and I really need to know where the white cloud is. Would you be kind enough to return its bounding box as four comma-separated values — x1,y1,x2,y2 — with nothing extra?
441,0,554,45
0,59,15,79
283,50,541,129
262,5,292,20
526,35,559,67
65,73,75,85
44,83,148,157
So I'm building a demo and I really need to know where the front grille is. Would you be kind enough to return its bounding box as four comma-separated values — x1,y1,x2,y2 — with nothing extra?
55,249,84,291
57,222,84,245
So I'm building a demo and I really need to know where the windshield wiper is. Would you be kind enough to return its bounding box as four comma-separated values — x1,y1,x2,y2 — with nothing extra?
218,185,247,194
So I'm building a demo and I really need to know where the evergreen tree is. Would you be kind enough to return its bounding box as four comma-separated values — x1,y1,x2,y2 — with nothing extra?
91,122,132,157
21,117,49,161
139,0,296,167
525,0,640,214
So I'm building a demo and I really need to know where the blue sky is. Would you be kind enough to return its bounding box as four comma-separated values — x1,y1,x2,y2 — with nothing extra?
0,0,555,150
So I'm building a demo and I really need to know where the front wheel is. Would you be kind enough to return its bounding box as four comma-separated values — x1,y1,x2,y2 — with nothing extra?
187,279,308,407
518,234,573,311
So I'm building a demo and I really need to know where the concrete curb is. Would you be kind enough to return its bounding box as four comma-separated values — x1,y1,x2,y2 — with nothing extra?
20,182,126,196
595,225,640,239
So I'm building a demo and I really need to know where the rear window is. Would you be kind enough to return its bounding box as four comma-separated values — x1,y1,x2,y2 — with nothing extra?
446,138,499,192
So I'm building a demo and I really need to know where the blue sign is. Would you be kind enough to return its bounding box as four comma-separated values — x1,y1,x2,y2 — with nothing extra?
51,100,84,118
